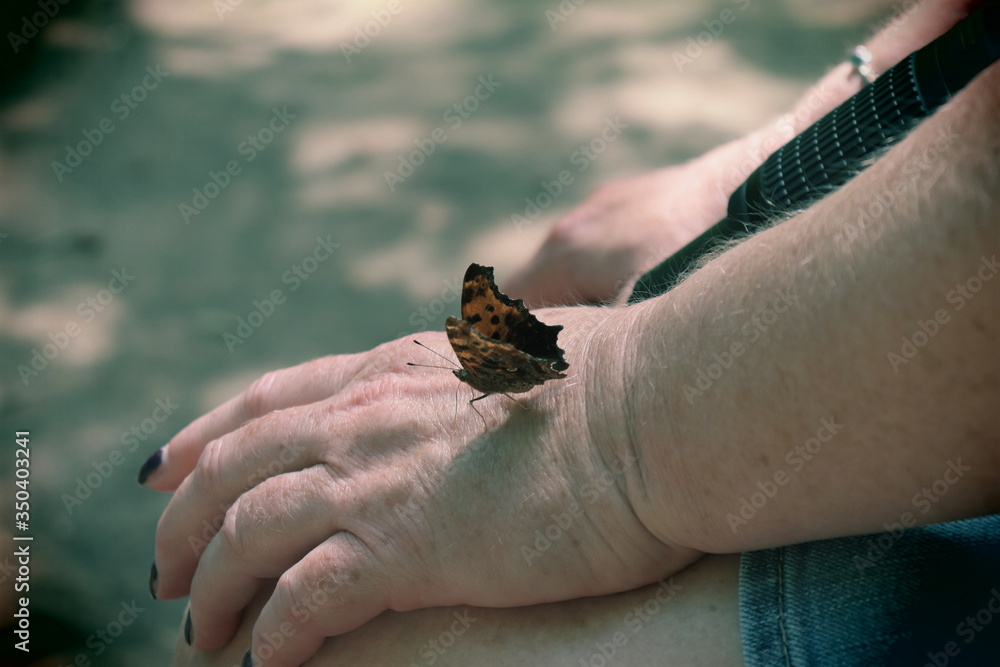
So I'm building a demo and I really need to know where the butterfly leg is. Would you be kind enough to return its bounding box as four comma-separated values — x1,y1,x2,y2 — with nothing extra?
500,393,529,411
468,393,490,428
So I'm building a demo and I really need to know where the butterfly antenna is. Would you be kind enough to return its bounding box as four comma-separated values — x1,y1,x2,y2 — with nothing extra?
408,340,459,369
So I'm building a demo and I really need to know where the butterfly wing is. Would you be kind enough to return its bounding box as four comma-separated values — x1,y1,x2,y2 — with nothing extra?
459,263,569,368
446,316,566,395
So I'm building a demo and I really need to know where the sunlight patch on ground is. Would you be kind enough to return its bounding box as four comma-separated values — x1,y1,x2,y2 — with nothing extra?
554,42,803,140
292,118,423,174
198,369,273,413
131,0,480,55
561,2,703,38
344,233,449,301
1,283,123,367
464,216,551,280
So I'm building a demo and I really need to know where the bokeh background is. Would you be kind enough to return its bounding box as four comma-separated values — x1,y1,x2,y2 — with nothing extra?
1,0,896,663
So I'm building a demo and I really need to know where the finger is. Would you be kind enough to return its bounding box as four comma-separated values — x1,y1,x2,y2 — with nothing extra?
172,585,274,667
142,354,367,491
187,467,339,651
154,405,330,600
249,534,389,667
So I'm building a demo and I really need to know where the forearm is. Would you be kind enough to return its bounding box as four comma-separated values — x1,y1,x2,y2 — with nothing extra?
714,0,992,206
626,62,1000,553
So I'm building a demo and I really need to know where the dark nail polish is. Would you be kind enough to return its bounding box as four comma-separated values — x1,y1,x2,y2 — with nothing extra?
242,649,253,667
137,449,163,485
149,562,158,600
184,610,193,645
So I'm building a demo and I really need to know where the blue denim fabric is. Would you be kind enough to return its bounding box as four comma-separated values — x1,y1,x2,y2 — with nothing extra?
740,514,1000,666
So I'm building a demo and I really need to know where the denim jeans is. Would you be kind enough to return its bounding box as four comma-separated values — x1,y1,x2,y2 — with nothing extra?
740,514,1000,666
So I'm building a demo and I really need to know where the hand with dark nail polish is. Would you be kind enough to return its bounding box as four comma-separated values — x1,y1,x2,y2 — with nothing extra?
144,317,696,666
136,448,163,485
148,562,158,600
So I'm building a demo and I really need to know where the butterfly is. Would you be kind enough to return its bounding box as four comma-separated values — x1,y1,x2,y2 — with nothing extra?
412,263,569,406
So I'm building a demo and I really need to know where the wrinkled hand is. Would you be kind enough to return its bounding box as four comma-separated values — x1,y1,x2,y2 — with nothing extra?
146,306,701,666
506,152,741,307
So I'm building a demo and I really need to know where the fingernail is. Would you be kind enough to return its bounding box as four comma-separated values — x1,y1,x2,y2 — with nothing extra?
137,448,163,485
242,649,253,667
149,562,158,600
184,610,193,645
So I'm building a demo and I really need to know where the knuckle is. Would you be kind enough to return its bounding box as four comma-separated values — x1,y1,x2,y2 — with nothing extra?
195,437,228,495
154,512,180,563
243,371,279,417
275,552,365,620
270,569,313,623
219,497,249,561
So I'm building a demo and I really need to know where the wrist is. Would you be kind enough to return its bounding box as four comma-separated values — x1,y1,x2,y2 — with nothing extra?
539,305,679,546
563,301,702,552
538,306,642,480
530,305,701,578
613,297,705,550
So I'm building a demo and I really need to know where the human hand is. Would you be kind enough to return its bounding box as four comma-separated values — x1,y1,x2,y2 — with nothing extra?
505,148,741,307
170,556,744,667
144,306,703,666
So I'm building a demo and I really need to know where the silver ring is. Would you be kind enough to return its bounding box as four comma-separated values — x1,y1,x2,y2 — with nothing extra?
849,45,878,85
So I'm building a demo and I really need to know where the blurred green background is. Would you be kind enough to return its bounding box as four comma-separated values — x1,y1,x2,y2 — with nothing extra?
1,0,894,663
